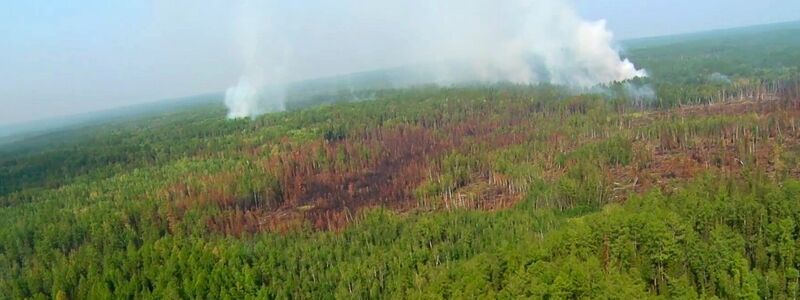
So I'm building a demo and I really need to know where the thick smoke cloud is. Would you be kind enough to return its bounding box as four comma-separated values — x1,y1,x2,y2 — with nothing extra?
225,0,647,119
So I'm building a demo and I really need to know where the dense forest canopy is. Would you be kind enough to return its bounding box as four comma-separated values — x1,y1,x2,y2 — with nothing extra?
2,22,800,299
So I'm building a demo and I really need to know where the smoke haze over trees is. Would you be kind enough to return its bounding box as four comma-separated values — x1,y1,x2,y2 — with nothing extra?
223,0,647,119
1,1,798,125
3,7,800,299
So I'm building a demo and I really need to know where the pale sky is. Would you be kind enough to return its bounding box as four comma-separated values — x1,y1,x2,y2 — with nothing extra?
1,0,799,126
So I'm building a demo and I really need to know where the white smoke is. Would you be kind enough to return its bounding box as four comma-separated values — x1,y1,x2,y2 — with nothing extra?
623,83,657,101
709,72,732,84
225,0,289,119
225,0,647,119
225,77,285,119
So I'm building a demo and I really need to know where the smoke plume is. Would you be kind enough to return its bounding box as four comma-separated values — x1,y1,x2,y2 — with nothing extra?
225,0,289,119
709,72,732,84
225,0,647,119
623,83,657,101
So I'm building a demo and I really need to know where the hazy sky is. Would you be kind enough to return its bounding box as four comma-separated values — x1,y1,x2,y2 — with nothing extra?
1,0,799,126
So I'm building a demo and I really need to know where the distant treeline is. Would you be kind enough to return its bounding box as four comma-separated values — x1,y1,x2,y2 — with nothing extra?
2,22,800,299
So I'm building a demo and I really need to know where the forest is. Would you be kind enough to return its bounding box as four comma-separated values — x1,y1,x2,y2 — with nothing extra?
2,22,800,299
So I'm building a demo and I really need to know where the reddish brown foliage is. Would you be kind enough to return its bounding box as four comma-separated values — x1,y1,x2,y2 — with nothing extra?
203,117,532,234
610,93,800,201
201,86,800,234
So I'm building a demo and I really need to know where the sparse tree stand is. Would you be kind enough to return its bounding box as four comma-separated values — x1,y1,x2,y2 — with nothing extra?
2,24,800,298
